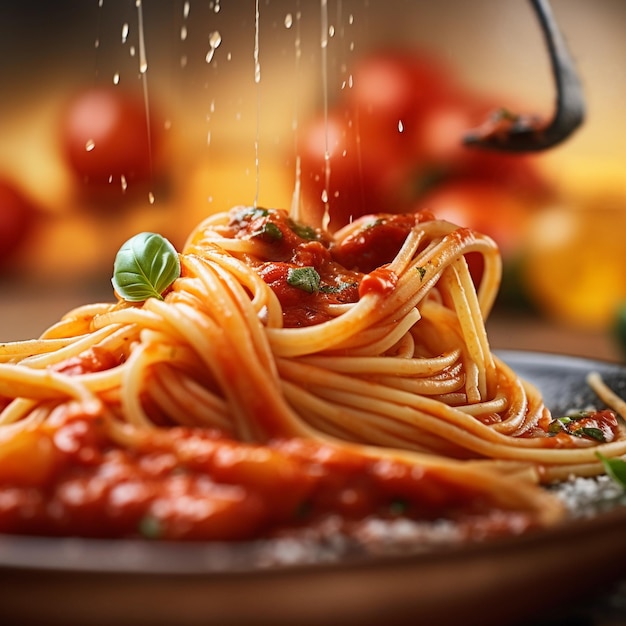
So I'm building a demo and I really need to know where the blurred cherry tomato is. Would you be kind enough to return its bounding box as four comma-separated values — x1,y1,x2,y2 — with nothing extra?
59,86,164,191
417,180,531,258
346,49,454,135
416,179,533,289
298,109,414,231
298,50,458,231
0,179,37,268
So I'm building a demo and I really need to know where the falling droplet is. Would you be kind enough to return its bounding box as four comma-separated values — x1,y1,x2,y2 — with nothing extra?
398,120,404,133
136,0,148,74
206,31,222,63
85,139,96,152
121,175,128,192
148,191,155,204
209,31,222,48
254,0,261,83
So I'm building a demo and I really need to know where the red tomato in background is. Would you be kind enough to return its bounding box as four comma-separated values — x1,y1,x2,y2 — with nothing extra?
346,49,455,134
416,179,533,288
0,179,37,268
298,109,414,230
299,50,457,231
59,86,164,191
417,179,531,258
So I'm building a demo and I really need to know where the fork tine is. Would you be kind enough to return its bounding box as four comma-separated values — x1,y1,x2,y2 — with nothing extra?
463,0,585,153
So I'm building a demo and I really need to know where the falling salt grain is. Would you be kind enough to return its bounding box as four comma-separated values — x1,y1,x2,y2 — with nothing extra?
285,13,293,29
85,139,96,152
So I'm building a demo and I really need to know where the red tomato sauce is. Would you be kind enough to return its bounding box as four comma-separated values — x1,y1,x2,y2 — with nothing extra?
0,415,537,541
230,207,430,327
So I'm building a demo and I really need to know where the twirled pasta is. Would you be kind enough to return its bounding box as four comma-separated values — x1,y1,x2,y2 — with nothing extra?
0,206,622,540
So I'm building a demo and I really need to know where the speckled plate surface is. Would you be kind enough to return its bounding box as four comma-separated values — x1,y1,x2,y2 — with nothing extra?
1,350,625,626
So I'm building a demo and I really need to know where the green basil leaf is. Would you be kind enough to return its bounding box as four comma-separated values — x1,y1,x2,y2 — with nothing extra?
287,266,321,294
112,232,181,302
597,453,626,489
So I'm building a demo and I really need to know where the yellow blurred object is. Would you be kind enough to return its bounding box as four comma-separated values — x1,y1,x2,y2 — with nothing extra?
175,153,294,240
522,195,626,330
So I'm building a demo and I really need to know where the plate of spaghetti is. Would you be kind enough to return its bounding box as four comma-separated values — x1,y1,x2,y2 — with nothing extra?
1,206,625,626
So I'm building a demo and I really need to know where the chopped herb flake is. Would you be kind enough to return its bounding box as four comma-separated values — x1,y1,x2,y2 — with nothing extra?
287,267,321,294
574,427,606,443
416,266,427,281
320,281,358,294
288,219,318,241
548,420,563,435
253,221,283,242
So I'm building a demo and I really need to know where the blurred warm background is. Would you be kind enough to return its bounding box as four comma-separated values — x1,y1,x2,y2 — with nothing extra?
0,0,625,359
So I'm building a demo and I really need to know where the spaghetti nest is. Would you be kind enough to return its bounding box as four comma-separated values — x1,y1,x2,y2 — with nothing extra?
0,206,624,537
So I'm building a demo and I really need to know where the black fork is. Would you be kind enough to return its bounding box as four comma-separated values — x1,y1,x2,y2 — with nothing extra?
463,0,585,153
